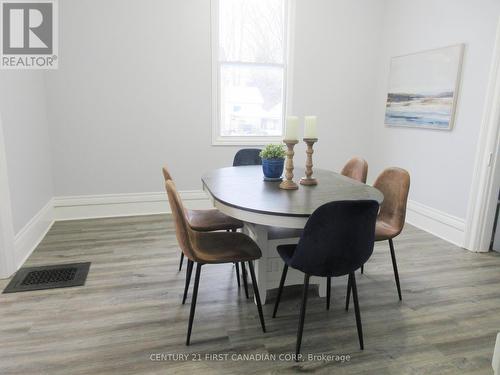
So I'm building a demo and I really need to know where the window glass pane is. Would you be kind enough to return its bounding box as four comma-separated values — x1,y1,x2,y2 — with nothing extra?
220,64,284,137
219,0,284,64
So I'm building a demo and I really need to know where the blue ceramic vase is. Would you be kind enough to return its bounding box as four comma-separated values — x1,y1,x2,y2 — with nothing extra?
262,158,285,179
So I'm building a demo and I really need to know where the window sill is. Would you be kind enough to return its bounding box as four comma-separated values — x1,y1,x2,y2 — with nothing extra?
212,136,283,146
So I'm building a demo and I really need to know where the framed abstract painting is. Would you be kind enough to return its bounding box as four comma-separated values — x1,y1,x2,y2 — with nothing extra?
385,44,464,130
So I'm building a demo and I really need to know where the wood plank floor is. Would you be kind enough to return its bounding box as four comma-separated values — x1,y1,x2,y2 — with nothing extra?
0,215,499,374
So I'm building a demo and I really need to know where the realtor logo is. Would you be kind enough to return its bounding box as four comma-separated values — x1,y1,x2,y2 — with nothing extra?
0,0,58,69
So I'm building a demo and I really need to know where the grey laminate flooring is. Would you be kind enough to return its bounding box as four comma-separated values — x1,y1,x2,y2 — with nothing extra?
0,215,498,375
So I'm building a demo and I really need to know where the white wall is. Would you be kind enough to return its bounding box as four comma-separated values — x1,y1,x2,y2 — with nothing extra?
370,0,500,222
0,71,53,233
291,0,385,171
44,0,385,196
46,0,234,196
0,71,54,277
0,118,16,278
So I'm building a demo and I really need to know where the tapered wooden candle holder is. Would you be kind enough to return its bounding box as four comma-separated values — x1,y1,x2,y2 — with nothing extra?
300,138,318,186
279,140,299,190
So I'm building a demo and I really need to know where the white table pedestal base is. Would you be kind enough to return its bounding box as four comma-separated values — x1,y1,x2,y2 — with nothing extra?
243,223,327,304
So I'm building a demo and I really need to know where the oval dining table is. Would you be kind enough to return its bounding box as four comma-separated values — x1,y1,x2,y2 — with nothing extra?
201,165,384,304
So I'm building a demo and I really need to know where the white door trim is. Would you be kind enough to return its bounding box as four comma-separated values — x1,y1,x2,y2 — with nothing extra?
0,115,15,278
464,16,500,252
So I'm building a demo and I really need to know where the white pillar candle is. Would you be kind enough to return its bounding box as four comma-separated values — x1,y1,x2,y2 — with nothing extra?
304,116,318,139
285,116,299,140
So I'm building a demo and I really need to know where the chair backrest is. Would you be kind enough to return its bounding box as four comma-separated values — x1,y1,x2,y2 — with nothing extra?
341,157,368,183
373,167,410,236
233,149,262,166
162,166,173,182
165,180,197,261
289,200,379,277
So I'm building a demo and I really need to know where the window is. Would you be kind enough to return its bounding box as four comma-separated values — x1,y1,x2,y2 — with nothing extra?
212,0,289,145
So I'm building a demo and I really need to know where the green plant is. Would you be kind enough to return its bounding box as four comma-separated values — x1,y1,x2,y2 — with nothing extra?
259,144,286,159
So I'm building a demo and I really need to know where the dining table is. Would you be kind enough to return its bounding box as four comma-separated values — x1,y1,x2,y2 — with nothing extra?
201,165,384,304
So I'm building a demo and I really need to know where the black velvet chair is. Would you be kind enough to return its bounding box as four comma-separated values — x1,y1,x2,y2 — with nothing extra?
233,148,262,167
272,200,379,358
232,148,262,297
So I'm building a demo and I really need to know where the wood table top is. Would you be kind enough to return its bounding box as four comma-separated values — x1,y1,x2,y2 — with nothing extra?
201,166,383,218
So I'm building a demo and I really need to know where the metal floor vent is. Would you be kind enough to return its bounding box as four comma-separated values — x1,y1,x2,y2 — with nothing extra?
3,262,91,293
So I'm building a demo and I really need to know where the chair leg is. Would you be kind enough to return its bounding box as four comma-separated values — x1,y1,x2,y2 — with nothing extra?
241,262,249,299
350,272,364,350
231,230,243,290
273,264,288,318
389,239,402,301
186,263,202,346
345,274,351,311
326,277,331,310
182,259,193,305
296,274,310,360
247,261,266,333
360,264,364,274
178,252,184,272
235,262,241,288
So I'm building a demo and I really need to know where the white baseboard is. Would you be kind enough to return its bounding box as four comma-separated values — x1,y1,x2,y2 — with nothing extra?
53,190,212,221
52,193,468,250
14,199,55,269
406,199,466,248
3,191,211,279
8,194,467,280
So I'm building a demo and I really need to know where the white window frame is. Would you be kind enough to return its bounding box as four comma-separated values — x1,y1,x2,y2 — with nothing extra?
211,0,294,146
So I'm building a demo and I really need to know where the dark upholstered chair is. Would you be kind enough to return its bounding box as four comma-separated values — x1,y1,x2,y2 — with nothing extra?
341,157,368,183
273,200,379,358
346,167,410,304
233,148,262,167
165,180,266,345
162,167,244,300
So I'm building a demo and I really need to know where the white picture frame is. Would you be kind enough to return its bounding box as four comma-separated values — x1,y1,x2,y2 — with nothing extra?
385,44,464,130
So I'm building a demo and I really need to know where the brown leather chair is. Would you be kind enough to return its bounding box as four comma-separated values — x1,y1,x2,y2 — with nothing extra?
341,157,368,183
346,167,410,305
165,180,266,345
163,167,242,233
162,167,245,289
